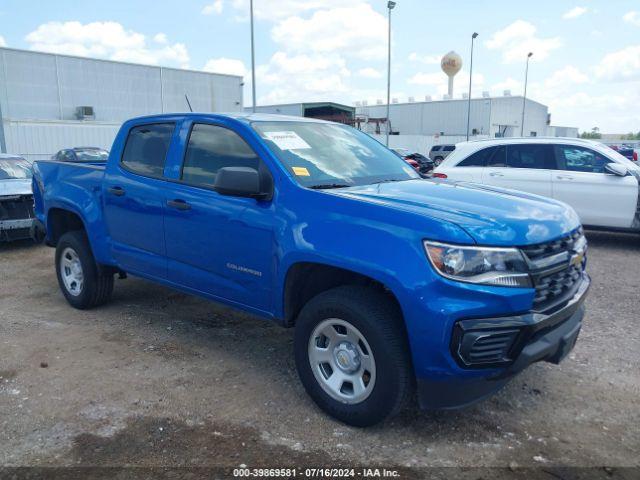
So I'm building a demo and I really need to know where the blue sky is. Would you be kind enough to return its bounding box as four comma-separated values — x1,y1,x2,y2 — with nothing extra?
0,0,639,132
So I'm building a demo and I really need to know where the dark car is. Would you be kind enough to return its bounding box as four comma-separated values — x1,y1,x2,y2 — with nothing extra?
52,147,109,163
392,148,434,174
608,144,636,161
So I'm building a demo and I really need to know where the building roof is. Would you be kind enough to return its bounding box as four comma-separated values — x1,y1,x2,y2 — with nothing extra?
0,46,242,80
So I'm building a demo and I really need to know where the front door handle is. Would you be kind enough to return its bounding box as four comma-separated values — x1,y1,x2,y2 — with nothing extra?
108,186,125,196
556,175,574,180
167,199,191,211
489,172,504,177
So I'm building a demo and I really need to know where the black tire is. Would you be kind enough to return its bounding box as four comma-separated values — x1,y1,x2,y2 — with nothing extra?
434,156,444,166
294,285,413,427
55,230,114,309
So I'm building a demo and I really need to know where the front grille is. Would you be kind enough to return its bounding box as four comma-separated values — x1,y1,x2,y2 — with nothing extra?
521,227,583,261
522,228,586,312
0,195,34,221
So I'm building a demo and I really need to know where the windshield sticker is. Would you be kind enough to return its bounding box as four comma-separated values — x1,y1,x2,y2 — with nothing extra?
292,166,310,176
264,131,312,150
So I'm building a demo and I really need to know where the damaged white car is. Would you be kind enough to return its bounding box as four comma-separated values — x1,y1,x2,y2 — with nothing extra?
0,155,35,242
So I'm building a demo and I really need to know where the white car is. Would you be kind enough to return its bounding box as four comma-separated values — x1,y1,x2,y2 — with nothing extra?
433,138,640,231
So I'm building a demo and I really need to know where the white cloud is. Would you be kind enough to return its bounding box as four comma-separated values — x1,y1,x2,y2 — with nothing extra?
271,3,387,60
408,72,443,86
256,51,350,104
153,33,168,44
562,6,588,19
594,45,640,82
202,0,224,15
408,70,485,99
485,20,562,63
545,66,589,88
408,53,441,65
228,0,348,22
623,11,640,27
25,21,190,68
203,57,247,77
490,77,523,96
357,67,382,79
0,35,6,47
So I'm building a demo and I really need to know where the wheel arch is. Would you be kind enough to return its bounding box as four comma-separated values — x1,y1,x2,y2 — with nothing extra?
281,261,404,328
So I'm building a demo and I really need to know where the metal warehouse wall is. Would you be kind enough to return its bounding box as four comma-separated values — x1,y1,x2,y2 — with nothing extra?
488,96,548,137
2,120,120,162
357,99,492,137
356,97,549,138
0,47,243,157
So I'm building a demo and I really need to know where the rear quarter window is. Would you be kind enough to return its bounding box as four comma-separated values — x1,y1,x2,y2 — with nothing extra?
457,146,495,167
121,123,175,177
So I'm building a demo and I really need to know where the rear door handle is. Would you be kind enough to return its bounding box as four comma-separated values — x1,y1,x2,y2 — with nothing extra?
167,199,191,211
108,186,125,196
489,172,504,177
556,175,574,180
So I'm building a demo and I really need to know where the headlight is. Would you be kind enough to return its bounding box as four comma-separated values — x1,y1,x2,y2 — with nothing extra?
424,241,531,288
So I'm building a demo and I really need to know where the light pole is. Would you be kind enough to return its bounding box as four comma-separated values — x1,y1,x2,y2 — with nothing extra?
250,0,257,112
521,51,533,136
466,32,478,141
385,1,396,147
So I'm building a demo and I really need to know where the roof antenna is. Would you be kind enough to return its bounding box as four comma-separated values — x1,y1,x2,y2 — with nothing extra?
184,94,193,112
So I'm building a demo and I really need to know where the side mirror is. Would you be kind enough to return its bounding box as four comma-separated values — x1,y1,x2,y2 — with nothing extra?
604,163,628,177
214,167,271,200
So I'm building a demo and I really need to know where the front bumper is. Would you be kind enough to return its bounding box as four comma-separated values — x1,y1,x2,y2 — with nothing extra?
417,273,590,410
0,218,36,242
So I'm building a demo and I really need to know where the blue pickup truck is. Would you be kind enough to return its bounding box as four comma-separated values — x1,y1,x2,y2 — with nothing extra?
32,113,590,426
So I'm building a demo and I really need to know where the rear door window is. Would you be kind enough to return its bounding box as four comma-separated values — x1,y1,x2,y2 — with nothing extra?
506,144,554,169
443,145,456,152
486,146,507,167
121,123,175,177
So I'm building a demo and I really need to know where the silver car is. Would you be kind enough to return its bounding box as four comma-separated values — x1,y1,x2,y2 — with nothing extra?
429,144,456,165
0,155,35,242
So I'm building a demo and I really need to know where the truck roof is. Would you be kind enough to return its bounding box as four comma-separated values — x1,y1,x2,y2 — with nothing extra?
126,112,333,125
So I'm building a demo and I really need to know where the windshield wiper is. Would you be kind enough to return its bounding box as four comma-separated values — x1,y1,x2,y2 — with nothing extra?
308,183,352,190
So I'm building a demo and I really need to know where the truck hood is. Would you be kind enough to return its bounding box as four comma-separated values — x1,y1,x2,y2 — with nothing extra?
0,179,32,197
332,179,580,246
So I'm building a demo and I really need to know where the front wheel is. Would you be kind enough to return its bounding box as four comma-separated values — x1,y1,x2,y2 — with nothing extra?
55,231,114,309
294,286,413,427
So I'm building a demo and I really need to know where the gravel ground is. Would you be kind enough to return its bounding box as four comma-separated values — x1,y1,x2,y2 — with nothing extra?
0,231,639,477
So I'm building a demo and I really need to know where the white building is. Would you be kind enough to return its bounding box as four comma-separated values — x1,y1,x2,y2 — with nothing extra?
356,95,551,139
0,47,243,161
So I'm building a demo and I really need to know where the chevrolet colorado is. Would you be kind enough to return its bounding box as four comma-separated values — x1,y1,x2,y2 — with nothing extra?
32,113,590,426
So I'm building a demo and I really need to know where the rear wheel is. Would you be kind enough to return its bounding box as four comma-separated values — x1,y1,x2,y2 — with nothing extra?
434,156,444,166
294,286,413,427
55,231,114,309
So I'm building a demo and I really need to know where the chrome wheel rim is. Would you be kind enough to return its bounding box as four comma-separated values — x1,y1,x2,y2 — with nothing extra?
308,318,376,404
60,247,83,297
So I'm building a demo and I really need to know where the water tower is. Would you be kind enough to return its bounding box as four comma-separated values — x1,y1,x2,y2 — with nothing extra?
441,51,463,98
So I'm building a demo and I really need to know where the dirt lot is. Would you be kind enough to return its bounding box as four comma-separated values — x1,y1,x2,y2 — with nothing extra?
1,231,639,476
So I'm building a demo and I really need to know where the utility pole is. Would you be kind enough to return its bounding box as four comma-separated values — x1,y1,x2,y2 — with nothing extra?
466,32,478,141
250,0,257,112
385,1,396,146
521,52,533,136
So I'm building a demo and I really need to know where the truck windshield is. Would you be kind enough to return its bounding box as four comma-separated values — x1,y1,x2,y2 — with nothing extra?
0,159,32,180
252,121,419,188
